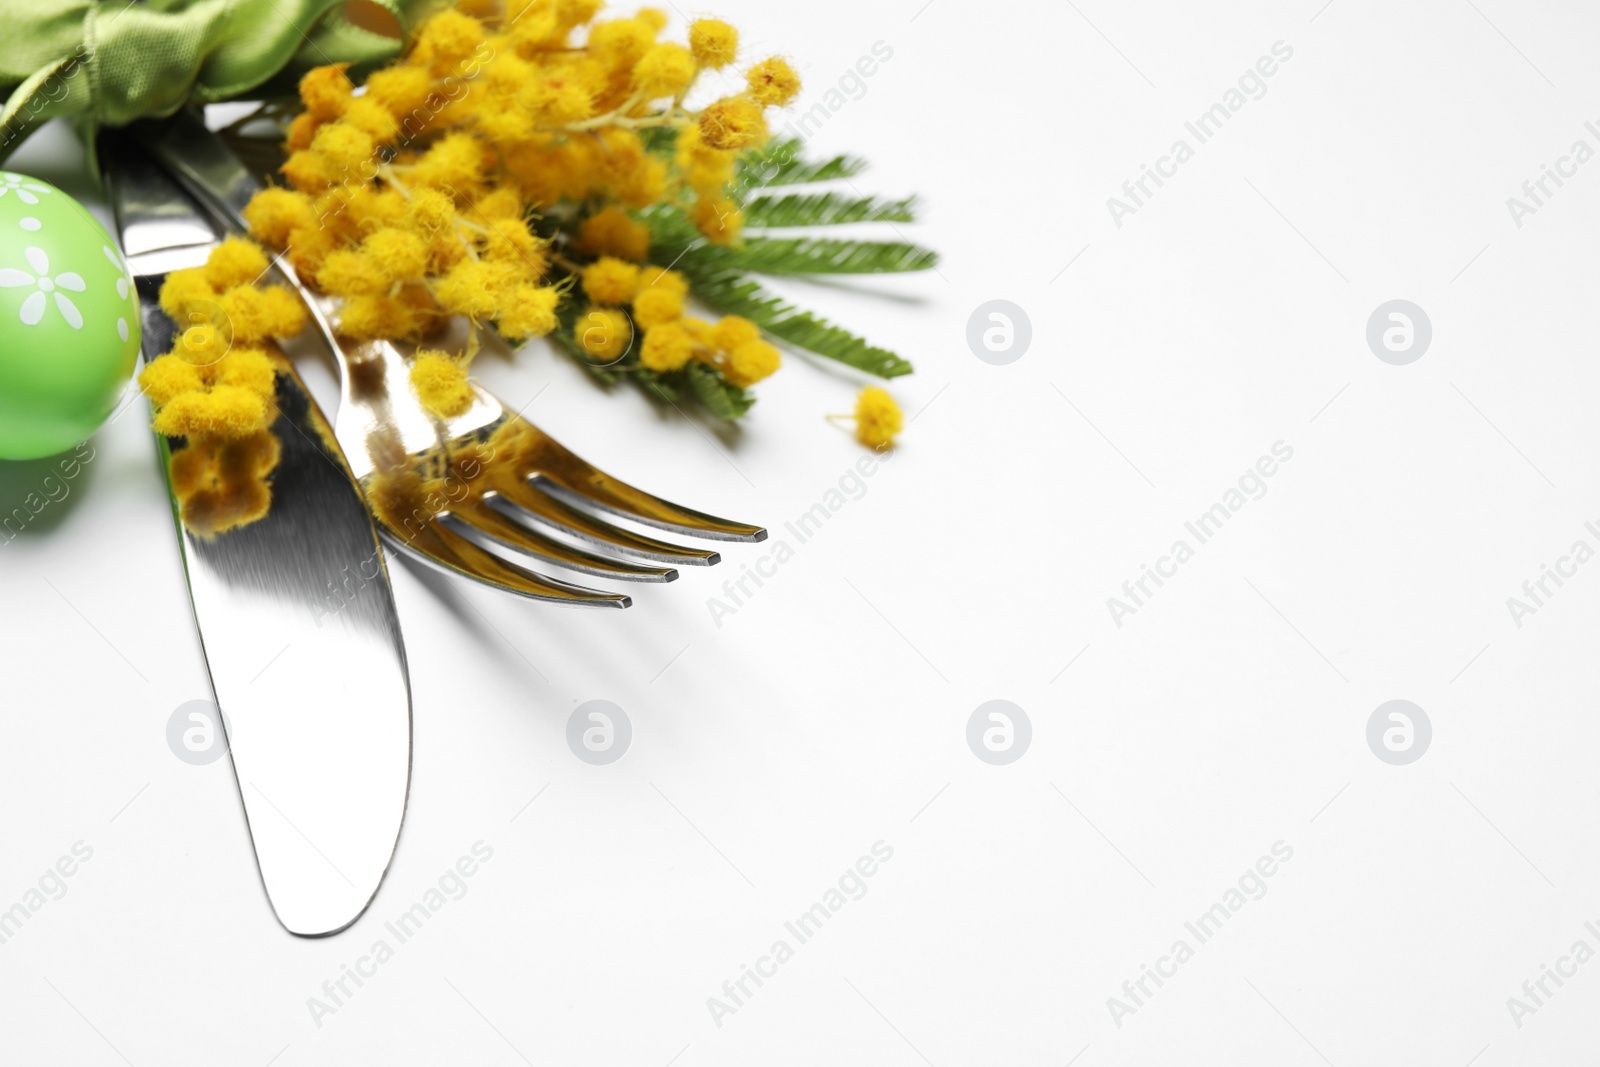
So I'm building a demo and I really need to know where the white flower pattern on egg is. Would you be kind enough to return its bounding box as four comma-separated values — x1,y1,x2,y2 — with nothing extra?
0,172,51,205
0,246,87,329
102,245,135,341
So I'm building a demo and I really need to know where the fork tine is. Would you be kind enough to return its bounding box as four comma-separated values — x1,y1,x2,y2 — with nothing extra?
516,426,767,542
491,476,722,566
378,515,631,608
448,500,677,583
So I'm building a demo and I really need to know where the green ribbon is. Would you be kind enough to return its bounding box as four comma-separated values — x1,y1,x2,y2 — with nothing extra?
0,0,431,164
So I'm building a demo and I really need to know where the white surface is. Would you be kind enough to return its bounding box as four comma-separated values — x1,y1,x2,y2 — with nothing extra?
3,0,1599,1062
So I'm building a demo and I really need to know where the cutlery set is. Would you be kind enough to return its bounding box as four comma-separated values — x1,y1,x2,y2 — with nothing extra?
99,113,765,936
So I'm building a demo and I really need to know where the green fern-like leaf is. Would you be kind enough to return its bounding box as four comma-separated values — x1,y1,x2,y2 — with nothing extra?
744,192,919,228
683,362,755,421
635,367,682,404
679,264,913,379
690,236,937,275
738,139,868,188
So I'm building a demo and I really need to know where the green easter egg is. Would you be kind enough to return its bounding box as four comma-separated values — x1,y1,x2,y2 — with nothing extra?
0,171,140,460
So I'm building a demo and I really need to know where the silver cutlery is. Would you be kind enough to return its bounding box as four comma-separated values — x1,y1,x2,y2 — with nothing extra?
101,131,411,938
140,109,766,608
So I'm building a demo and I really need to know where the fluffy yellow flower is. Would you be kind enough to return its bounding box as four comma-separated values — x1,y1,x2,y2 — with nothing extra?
637,266,689,297
171,321,229,366
281,149,335,192
139,356,205,406
690,194,743,243
631,286,683,328
412,132,489,192
259,288,307,338
152,386,272,439
497,284,561,341
746,57,801,107
318,250,388,297
158,268,215,320
243,188,315,248
285,112,320,152
310,122,377,174
581,256,641,304
410,351,476,419
299,64,352,120
342,97,400,143
366,66,435,117
640,322,697,371
215,349,280,399
577,308,631,361
588,18,655,68
689,19,738,69
202,238,269,291
405,188,457,234
435,260,518,318
853,386,902,449
711,315,759,352
473,188,524,220
215,287,303,344
698,96,767,150
414,9,487,72
723,340,780,386
633,43,696,98
576,206,650,261
363,229,429,282
339,291,434,341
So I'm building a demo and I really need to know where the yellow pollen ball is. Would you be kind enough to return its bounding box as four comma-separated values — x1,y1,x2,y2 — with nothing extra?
158,268,216,321
138,356,205,407
711,315,759,352
342,96,400,143
415,10,487,70
697,96,767,150
365,66,435,117
310,122,377,175
410,352,476,419
746,56,802,107
363,228,429,282
280,150,334,192
581,257,641,304
689,19,738,69
577,308,631,360
299,64,352,120
588,19,655,68
723,340,780,386
318,250,388,297
631,287,683,329
637,266,689,297
243,188,315,248
690,195,742,243
633,43,697,98
497,285,562,341
853,386,902,449
203,238,271,291
640,322,696,372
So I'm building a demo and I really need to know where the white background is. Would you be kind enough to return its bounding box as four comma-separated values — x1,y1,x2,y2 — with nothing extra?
4,0,1600,1062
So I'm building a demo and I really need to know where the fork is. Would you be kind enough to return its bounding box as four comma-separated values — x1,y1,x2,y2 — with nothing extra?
141,110,765,608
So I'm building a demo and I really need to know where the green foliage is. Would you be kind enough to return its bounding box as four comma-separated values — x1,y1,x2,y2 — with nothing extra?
678,263,913,379
684,362,755,420
743,192,919,228
738,139,868,188
548,142,929,418
689,236,937,275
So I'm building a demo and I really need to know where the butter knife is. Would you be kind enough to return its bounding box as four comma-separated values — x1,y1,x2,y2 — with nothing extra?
100,131,411,937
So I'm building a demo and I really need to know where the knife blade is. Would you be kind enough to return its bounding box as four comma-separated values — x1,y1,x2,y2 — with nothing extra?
100,130,412,938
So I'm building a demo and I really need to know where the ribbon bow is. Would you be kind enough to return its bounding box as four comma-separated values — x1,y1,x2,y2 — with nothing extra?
0,0,429,163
